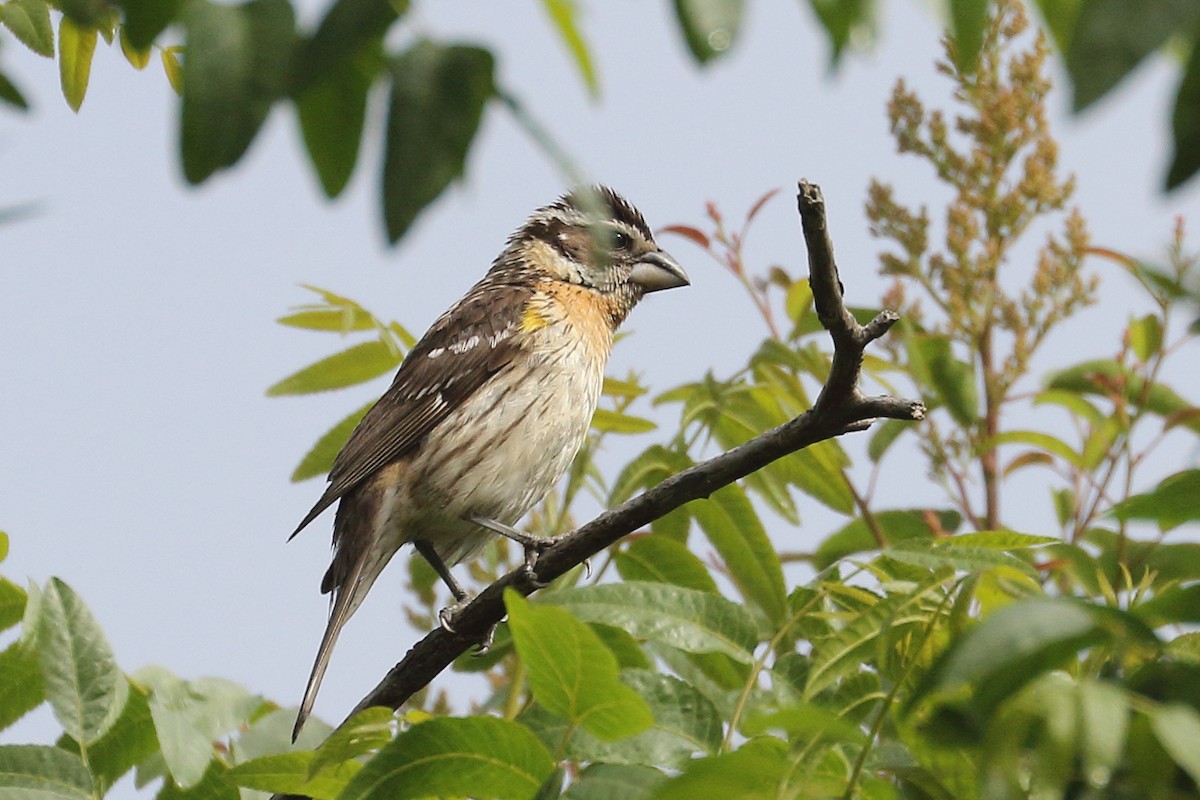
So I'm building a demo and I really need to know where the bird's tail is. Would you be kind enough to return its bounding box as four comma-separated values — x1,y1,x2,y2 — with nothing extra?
292,561,370,742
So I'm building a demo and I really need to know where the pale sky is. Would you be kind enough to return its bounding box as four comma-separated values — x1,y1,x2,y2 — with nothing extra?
2,2,1197,794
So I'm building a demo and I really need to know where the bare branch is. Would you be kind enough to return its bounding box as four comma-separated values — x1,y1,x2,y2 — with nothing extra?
275,181,924,798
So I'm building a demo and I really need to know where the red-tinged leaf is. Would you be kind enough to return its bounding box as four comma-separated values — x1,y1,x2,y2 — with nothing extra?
1164,407,1200,431
1004,450,1055,477
659,225,710,250
745,187,779,223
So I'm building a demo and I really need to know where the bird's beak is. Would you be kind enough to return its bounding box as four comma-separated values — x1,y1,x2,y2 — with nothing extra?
630,250,690,293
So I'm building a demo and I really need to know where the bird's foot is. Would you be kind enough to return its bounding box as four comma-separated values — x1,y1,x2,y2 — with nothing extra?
438,598,496,655
470,517,569,587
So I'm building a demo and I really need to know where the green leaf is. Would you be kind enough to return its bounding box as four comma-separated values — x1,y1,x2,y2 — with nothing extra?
58,0,108,26
547,583,759,663
0,68,29,110
615,536,718,593
292,401,373,482
590,408,656,434
0,745,93,800
139,670,264,788
909,598,1142,735
180,0,296,183
57,681,157,794
743,702,867,744
507,590,653,741
539,0,598,97
383,41,494,243
908,334,977,426
565,764,667,800
867,418,909,462
289,0,402,95
1129,314,1164,363
119,27,152,69
307,705,393,778
1167,23,1200,189
57,18,97,112
338,716,553,800
984,429,1081,467
161,46,183,93
609,445,692,507
650,736,789,800
1110,469,1200,530
227,751,360,799
1133,584,1200,627
688,484,787,624
0,576,26,632
589,624,651,670
0,641,44,732
2,0,54,57
807,0,874,66
1078,679,1128,780
36,578,127,745
814,509,961,568
1034,387,1104,424
525,670,721,769
949,0,988,73
672,0,744,64
156,760,238,800
267,341,401,396
1150,703,1200,785
886,539,1037,577
1046,359,1200,433
1067,0,1200,112
1032,0,1081,53
121,0,182,49
298,47,374,198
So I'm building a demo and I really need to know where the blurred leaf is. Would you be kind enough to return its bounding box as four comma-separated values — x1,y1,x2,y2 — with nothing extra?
507,590,653,741
1,0,53,56
338,716,553,800
886,539,1036,577
119,27,152,69
161,46,183,93
36,578,127,745
0,576,25,631
589,624,651,670
139,670,264,788
1167,24,1200,189
984,429,1081,467
1032,0,1081,53
947,530,1056,549
58,0,107,26
307,706,393,778
609,445,692,506
591,408,656,434
909,598,1153,738
227,751,360,799
1034,387,1104,424
688,484,787,624
1110,469,1200,531
650,736,789,800
0,745,92,799
383,41,494,243
268,341,401,396
180,0,296,183
290,0,402,95
1133,584,1200,627
564,764,667,800
121,0,183,48
1067,0,1200,112
672,0,744,64
540,0,598,97
807,0,874,67
1129,314,1164,363
298,47,374,198
744,702,867,744
0,68,29,109
1149,703,1200,785
0,641,43,733
867,417,909,462
157,760,238,800
548,583,759,663
814,509,961,568
1046,359,1200,433
908,334,978,426
58,18,97,112
615,536,718,593
660,225,710,250
1077,679,1129,780
949,0,988,73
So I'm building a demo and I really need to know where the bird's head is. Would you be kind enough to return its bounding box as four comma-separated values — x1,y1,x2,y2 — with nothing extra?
502,186,689,306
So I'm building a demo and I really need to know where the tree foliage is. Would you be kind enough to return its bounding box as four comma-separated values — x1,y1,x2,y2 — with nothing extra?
4,1,1200,799
0,0,1196,251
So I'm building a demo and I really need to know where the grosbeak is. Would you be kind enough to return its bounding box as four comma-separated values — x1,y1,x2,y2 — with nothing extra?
289,186,688,738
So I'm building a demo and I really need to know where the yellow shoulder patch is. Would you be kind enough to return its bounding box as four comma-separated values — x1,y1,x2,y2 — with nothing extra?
520,304,550,333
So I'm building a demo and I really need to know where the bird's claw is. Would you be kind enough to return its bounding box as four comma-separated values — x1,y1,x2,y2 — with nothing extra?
438,600,496,655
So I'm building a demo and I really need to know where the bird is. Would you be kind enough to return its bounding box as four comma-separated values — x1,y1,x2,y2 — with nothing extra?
289,186,689,739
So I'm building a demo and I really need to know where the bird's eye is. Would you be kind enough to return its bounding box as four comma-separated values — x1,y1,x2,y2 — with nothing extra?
612,230,632,251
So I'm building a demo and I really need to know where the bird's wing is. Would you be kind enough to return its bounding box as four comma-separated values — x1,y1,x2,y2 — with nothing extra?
290,280,534,538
